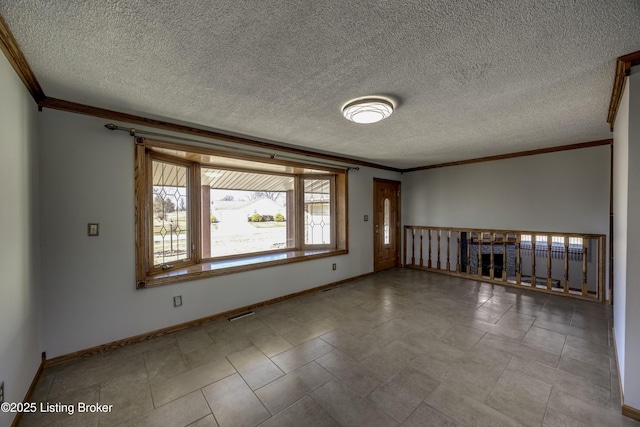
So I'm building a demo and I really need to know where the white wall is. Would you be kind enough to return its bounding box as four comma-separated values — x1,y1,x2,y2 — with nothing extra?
38,109,401,358
625,67,640,411
402,146,610,293
402,146,610,234
0,54,42,427
613,77,630,391
614,67,640,410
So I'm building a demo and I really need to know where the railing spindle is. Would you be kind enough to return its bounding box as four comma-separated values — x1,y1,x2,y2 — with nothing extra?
419,229,424,267
531,234,537,286
428,229,432,268
466,231,471,274
411,228,415,265
437,230,441,269
516,234,522,284
477,232,483,277
456,231,461,273
503,234,508,281
582,238,588,296
564,236,570,293
446,230,451,271
547,235,553,290
490,233,495,280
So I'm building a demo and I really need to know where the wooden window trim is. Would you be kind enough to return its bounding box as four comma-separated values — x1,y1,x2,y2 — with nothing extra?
300,175,337,251
135,138,348,288
146,152,198,275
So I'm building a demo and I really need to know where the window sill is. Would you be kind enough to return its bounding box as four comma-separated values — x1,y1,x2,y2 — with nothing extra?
141,249,348,288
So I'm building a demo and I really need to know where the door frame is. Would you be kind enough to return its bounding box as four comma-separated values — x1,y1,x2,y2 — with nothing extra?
373,178,401,272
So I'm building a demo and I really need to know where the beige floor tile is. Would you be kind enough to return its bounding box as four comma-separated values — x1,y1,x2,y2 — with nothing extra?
557,354,611,389
425,384,522,427
565,334,614,358
546,388,637,427
227,346,283,390
121,391,211,427
436,324,486,351
506,355,611,407
400,403,461,427
259,396,339,427
202,374,270,427
561,344,611,370
271,337,334,373
278,319,335,346
183,337,252,369
495,311,536,332
20,271,628,427
478,333,560,367
361,340,422,382
457,317,527,341
323,314,374,338
98,369,154,426
319,329,379,361
255,361,334,414
316,350,381,398
143,344,188,384
402,332,466,363
150,357,236,407
542,408,590,427
174,327,215,353
367,366,440,422
465,305,508,323
49,353,146,400
311,380,398,427
248,334,292,357
566,324,609,347
521,326,567,355
186,414,219,427
440,343,512,401
486,370,551,427
410,354,455,383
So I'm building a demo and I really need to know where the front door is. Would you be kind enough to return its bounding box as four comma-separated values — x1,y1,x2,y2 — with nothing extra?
374,179,401,272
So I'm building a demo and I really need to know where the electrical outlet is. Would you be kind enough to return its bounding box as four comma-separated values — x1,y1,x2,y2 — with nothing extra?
332,263,337,270
173,296,182,307
1,381,4,404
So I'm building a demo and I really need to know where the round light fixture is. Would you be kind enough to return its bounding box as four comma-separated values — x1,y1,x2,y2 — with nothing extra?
342,98,394,124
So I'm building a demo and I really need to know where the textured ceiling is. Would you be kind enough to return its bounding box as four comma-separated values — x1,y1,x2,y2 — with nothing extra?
2,1,640,168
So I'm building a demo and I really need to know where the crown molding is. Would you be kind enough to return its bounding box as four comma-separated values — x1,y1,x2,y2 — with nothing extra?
402,139,612,173
607,50,640,131
38,97,401,172
0,13,45,103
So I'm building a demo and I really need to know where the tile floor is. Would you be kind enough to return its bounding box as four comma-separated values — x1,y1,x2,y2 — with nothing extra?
18,269,639,427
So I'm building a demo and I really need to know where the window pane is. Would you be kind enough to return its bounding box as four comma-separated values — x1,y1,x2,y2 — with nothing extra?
384,198,390,245
304,178,332,245
203,168,294,257
152,160,190,266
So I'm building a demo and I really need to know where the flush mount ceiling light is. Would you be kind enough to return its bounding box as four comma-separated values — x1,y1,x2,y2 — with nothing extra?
342,97,394,124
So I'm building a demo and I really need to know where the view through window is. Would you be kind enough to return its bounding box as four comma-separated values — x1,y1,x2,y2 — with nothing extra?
136,138,348,287
204,168,294,257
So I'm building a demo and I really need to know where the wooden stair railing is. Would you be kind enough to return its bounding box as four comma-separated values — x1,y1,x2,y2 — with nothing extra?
403,226,606,302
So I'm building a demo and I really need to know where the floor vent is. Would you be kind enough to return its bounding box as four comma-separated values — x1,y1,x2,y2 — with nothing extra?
228,311,255,321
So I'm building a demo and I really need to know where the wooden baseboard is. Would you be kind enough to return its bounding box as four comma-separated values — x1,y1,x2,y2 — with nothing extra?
612,328,624,407
45,272,374,366
11,352,46,427
622,404,640,422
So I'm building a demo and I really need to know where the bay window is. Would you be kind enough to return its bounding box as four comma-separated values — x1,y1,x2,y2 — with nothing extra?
135,138,348,288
